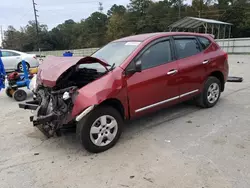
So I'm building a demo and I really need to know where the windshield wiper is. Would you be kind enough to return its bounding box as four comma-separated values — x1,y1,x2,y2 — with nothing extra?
109,63,116,71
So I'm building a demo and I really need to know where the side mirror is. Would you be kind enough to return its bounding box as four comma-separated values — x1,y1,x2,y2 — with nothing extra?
135,60,142,72
125,60,142,75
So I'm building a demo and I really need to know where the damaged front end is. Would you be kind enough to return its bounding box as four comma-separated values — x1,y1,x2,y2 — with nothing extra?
19,86,78,137
19,56,110,137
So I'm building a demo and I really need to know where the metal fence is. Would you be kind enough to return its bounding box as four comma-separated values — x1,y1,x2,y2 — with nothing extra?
30,48,99,57
29,37,250,57
216,38,250,54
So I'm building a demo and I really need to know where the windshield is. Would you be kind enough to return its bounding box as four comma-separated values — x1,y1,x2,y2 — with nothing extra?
91,41,141,67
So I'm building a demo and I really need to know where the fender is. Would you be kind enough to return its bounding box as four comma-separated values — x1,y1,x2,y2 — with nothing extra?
71,67,129,119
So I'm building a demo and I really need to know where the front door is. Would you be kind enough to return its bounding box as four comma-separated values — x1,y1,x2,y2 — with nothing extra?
125,38,180,118
1,51,21,70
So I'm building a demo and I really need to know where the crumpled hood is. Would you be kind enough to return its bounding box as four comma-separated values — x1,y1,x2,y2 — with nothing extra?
37,56,110,87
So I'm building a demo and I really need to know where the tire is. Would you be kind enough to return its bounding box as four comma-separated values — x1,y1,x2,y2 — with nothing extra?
17,62,30,72
196,76,221,108
77,106,123,153
5,87,16,98
13,89,27,101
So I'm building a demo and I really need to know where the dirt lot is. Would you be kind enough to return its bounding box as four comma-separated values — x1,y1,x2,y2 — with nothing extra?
0,55,250,188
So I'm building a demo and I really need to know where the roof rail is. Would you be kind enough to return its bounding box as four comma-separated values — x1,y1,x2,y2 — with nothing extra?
204,34,215,39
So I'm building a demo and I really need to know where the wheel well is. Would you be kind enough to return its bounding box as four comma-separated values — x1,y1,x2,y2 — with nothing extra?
210,71,225,91
100,99,125,119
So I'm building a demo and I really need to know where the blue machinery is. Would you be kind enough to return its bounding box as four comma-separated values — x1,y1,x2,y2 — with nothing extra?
15,60,31,89
0,50,6,92
5,59,32,101
1,49,32,101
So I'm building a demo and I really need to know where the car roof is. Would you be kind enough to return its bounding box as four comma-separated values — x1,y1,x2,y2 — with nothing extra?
114,32,212,42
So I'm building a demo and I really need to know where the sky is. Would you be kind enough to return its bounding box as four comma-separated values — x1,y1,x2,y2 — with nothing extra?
1,0,130,31
0,0,191,45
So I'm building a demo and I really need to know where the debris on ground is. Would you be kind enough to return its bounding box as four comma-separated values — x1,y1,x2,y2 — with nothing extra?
227,76,243,82
143,177,154,183
120,184,129,187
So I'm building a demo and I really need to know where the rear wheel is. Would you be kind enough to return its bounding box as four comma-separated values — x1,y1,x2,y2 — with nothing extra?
77,106,123,153
196,76,221,108
17,62,30,72
13,89,27,101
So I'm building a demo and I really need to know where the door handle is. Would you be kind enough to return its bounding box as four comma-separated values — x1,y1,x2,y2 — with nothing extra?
167,69,178,75
202,60,209,64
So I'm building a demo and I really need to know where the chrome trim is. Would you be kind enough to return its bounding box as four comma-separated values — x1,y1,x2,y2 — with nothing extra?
180,89,199,98
76,105,95,122
135,89,199,113
135,96,179,113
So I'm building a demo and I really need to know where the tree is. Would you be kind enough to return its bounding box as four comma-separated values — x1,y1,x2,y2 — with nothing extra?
128,0,152,14
3,26,24,50
3,0,250,51
107,14,127,40
107,4,126,17
84,12,108,47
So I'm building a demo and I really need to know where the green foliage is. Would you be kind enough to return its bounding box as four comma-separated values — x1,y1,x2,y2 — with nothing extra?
107,4,126,17
2,0,250,51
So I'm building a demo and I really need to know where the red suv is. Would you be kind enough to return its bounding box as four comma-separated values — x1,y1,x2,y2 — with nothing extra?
19,32,229,153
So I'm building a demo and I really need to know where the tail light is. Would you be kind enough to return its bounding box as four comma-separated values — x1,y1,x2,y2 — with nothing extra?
33,56,37,60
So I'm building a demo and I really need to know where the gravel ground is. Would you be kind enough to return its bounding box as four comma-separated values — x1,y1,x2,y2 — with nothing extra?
0,55,249,188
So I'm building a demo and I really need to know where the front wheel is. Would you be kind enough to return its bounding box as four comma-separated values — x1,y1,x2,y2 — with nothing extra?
196,76,221,108
77,106,123,153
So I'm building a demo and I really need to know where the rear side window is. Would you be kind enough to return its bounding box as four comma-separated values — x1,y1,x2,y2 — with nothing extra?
198,37,211,50
174,38,201,59
1,51,20,57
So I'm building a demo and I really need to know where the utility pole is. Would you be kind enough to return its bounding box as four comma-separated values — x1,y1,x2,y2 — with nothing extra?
98,2,103,13
178,0,181,19
199,0,203,18
32,0,39,51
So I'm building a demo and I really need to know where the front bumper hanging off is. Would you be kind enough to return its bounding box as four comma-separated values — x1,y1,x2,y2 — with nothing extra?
19,100,58,128
19,100,39,111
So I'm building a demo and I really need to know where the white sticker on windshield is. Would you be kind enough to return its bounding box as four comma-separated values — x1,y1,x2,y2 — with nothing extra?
125,42,141,46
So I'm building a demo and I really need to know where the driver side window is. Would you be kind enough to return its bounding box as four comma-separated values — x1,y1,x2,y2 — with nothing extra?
137,40,172,70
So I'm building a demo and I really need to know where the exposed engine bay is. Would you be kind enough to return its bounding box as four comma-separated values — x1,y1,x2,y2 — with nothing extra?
20,61,109,138
54,64,106,90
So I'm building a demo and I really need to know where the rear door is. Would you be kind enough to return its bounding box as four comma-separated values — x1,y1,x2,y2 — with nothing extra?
1,51,21,70
125,38,180,118
173,36,208,100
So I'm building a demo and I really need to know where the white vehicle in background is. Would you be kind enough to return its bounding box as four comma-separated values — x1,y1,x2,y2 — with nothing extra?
1,49,39,72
